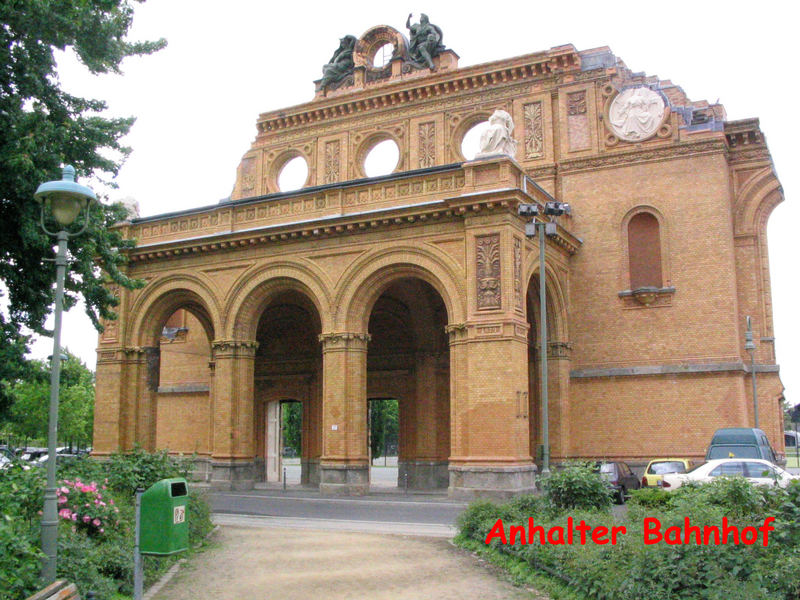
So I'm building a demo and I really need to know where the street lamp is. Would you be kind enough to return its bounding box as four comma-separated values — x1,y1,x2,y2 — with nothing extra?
33,165,95,583
519,200,571,476
744,316,758,429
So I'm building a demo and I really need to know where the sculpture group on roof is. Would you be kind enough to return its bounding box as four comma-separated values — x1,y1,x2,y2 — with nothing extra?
318,13,447,92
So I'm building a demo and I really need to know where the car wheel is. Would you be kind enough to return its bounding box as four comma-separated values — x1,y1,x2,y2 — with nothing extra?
617,487,626,504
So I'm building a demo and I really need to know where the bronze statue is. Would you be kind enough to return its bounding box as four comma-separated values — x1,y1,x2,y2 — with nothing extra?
320,35,357,89
405,13,444,70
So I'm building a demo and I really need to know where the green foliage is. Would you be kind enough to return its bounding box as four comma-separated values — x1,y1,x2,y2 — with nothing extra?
456,476,800,600
540,462,613,512
64,445,192,496
1,448,211,600
369,398,398,459
0,0,164,414
0,518,42,600
4,351,95,446
627,487,672,509
281,401,302,455
0,461,45,525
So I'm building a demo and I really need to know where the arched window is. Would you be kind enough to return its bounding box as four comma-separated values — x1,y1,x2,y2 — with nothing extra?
627,212,662,289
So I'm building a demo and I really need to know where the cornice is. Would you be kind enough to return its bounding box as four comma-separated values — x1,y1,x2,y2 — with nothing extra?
256,47,582,135
559,138,727,174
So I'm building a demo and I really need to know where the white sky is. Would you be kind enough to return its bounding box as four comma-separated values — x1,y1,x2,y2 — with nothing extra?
27,1,799,405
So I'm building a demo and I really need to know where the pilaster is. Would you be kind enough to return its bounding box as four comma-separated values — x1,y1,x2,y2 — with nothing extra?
209,339,258,491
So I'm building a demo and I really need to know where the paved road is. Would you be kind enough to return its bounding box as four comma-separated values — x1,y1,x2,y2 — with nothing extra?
210,489,468,529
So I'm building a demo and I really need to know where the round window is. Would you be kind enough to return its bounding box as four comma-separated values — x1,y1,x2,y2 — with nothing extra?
460,121,490,160
277,156,308,192
364,139,399,177
372,43,395,68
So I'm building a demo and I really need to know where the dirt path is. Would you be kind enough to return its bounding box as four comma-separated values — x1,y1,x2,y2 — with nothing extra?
150,525,541,600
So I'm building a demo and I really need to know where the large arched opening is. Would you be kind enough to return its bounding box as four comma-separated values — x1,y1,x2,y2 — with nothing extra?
253,289,323,486
366,277,450,490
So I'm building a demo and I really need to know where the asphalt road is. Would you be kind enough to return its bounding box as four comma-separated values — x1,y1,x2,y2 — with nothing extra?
210,489,468,529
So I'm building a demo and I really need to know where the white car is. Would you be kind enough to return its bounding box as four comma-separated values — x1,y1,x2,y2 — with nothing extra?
660,458,798,490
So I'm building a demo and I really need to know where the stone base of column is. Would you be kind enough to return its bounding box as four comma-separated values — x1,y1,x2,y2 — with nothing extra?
319,463,369,495
303,459,321,486
448,464,537,500
399,460,449,489
210,459,255,491
252,457,265,482
188,456,213,483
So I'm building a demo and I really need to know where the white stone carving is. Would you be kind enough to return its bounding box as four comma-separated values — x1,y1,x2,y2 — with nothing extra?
476,109,518,158
118,196,140,219
609,87,666,142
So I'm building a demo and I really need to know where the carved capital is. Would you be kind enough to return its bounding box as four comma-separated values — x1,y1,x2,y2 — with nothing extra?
211,339,259,358
445,323,467,342
318,332,371,351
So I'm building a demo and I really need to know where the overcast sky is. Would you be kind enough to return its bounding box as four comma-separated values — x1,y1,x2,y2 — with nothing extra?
28,1,799,405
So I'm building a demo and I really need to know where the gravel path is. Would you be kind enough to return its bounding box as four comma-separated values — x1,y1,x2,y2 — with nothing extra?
150,524,542,600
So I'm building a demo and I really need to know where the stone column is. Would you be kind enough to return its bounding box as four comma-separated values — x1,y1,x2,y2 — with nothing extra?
318,332,370,495
209,339,257,491
447,320,536,499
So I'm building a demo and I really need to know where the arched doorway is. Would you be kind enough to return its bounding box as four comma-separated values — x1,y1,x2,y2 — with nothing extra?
253,289,322,486
366,278,450,490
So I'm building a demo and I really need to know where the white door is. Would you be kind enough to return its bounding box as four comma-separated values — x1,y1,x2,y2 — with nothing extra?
265,400,281,482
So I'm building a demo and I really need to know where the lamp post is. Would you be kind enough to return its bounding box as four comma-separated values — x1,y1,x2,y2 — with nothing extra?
34,165,95,583
744,316,758,429
519,200,570,476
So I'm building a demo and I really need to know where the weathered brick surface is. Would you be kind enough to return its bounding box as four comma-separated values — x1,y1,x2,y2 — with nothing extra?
93,40,785,493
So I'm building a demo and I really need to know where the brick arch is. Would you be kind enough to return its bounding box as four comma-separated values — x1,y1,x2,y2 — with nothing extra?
450,110,493,161
734,167,783,236
128,274,222,347
225,261,333,340
524,257,569,343
619,205,671,290
354,131,403,178
335,245,466,332
265,148,312,194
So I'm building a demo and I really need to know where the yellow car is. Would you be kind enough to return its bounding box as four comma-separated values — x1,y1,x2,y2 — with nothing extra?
642,458,693,487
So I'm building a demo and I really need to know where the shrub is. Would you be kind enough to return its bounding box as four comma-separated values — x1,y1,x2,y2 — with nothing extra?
57,478,121,536
541,462,613,512
456,500,517,541
627,487,672,509
0,519,41,600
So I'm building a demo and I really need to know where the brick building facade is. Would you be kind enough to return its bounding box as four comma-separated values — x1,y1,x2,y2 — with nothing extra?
93,25,785,498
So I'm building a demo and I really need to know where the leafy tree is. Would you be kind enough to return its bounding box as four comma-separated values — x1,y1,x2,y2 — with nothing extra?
282,401,302,456
370,398,398,459
6,350,95,447
0,1,165,417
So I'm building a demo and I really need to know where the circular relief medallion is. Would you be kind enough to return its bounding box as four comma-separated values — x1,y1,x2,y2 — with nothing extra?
608,87,666,142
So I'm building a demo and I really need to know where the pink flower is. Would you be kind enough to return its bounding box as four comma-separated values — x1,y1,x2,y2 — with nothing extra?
99,528,104,533
71,514,77,521
59,486,69,494
92,519,101,527
58,497,67,504
83,515,90,523
58,509,71,519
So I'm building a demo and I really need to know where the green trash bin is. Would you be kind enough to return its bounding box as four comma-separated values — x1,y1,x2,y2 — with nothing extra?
139,478,189,555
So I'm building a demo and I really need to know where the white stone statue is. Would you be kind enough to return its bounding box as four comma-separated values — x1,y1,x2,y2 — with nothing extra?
609,86,666,142
476,109,518,158
117,196,140,220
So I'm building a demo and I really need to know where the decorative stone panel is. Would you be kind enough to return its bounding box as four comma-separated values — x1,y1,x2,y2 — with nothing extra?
476,234,501,310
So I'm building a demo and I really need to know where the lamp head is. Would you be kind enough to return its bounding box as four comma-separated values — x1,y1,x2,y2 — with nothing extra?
34,165,96,227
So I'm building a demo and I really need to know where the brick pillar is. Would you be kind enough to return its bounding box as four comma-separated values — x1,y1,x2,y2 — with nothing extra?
93,348,142,457
447,321,535,499
318,332,370,495
209,339,257,491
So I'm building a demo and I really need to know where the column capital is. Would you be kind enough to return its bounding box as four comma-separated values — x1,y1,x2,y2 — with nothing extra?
318,332,371,351
211,339,259,358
